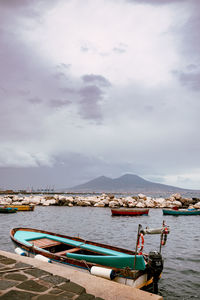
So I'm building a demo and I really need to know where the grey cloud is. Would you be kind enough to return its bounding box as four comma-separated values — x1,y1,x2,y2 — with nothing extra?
50,99,72,108
28,97,43,104
180,10,200,58
0,0,60,20
113,47,126,54
82,74,111,87
127,0,186,5
80,46,89,52
59,87,77,94
173,68,200,91
79,85,103,120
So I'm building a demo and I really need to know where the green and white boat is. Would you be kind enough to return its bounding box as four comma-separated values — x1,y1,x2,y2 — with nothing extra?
163,208,200,216
10,223,170,292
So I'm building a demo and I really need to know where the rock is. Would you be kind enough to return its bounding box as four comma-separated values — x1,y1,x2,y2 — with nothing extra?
29,196,41,205
172,200,182,207
127,198,137,208
94,201,105,207
109,201,120,208
154,198,166,208
194,201,200,209
136,202,146,208
171,193,182,200
145,198,155,208
138,194,147,200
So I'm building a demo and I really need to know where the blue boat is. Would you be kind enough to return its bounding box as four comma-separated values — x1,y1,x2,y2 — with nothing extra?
163,208,200,216
0,207,17,213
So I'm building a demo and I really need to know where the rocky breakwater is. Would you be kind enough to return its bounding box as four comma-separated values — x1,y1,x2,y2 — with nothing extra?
0,193,200,209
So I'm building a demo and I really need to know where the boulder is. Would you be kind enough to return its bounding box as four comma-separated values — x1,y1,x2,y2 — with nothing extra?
171,193,182,200
145,198,155,208
138,194,147,200
109,200,120,208
94,201,105,207
172,200,182,207
194,201,200,209
136,202,146,208
154,198,166,208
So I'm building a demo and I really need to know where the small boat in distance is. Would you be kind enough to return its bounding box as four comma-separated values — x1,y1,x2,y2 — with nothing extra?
0,207,17,213
111,208,149,216
163,208,200,216
4,205,34,211
10,221,170,293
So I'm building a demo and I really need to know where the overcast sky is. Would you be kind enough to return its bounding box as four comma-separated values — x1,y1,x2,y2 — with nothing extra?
0,0,200,190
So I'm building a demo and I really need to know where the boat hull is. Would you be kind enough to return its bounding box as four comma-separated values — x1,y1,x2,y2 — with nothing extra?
163,209,200,215
111,208,149,216
0,207,17,213
10,227,158,290
5,205,34,211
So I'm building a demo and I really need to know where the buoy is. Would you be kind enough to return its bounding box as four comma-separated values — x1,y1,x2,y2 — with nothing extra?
34,254,51,263
90,266,116,280
14,247,27,256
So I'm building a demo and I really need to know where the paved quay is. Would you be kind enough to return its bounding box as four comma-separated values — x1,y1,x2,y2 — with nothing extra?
0,250,163,300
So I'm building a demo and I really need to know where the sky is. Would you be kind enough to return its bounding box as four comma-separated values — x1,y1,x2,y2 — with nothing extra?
0,0,200,190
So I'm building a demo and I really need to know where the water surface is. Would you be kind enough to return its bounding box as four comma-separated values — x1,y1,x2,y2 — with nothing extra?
0,206,199,299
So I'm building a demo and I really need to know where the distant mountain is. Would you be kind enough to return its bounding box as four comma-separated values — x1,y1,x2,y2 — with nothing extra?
67,174,191,194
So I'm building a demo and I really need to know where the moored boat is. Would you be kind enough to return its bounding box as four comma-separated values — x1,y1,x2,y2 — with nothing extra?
0,207,17,213
4,205,34,211
163,208,200,216
10,222,170,293
111,208,149,216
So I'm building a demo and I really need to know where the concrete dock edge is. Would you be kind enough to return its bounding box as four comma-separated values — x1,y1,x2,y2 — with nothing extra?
0,250,163,300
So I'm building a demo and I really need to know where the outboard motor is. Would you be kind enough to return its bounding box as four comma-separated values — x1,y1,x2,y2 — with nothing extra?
147,251,163,294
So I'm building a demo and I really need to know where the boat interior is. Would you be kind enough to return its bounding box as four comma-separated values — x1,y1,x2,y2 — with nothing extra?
28,238,103,256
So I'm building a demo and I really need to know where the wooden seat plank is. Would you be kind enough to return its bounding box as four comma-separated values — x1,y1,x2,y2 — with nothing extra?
56,247,80,256
29,238,61,248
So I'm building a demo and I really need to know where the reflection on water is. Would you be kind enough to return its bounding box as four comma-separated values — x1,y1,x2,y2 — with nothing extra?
0,206,200,299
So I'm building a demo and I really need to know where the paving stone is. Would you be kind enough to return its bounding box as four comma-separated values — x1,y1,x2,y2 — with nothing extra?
14,262,32,268
76,293,96,300
42,274,69,285
17,279,49,292
0,257,16,265
0,263,5,268
0,290,36,300
36,278,54,289
59,290,77,298
4,272,28,281
35,294,68,300
59,282,86,295
49,288,64,295
0,279,18,289
24,268,50,278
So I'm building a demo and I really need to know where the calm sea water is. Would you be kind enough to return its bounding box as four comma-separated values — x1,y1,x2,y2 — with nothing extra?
0,206,199,299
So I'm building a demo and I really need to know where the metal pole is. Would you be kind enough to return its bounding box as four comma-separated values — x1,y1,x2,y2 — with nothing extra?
134,224,141,269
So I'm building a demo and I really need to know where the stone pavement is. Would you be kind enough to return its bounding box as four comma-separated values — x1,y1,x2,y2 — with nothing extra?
0,251,163,300
0,254,103,300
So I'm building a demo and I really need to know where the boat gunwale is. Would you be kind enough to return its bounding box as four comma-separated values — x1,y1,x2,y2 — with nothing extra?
10,228,146,277
10,227,136,255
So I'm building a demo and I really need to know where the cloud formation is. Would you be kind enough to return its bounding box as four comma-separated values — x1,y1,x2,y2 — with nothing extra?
0,0,200,190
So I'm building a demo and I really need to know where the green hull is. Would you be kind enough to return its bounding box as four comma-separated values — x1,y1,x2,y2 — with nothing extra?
0,207,17,213
163,209,200,215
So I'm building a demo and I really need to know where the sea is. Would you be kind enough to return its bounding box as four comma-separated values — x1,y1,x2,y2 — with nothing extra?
0,204,200,299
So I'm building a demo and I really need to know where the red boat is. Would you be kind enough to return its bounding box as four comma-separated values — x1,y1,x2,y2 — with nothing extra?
111,208,149,216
